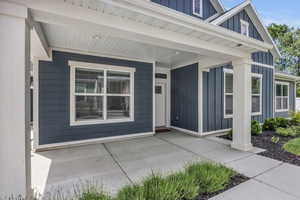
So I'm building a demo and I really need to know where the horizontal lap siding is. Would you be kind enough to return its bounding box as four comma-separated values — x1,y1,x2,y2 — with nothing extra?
38,51,153,145
151,0,217,20
202,64,274,132
171,64,198,132
275,80,295,118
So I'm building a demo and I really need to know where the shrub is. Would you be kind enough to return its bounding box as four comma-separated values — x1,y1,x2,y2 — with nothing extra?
289,111,300,126
276,117,291,128
271,136,280,144
275,127,298,137
185,162,235,194
263,118,278,131
142,173,180,200
283,138,300,156
79,191,112,200
166,172,199,200
116,185,144,200
263,117,291,131
251,120,262,135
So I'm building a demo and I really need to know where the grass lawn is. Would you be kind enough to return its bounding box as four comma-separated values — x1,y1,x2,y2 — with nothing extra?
283,138,300,156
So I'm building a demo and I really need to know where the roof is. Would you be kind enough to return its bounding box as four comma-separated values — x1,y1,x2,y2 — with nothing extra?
275,71,300,81
210,0,281,60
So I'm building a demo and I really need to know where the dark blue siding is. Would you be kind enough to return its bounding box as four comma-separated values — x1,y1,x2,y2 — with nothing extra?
220,9,263,41
252,51,273,65
39,51,153,145
171,64,198,132
275,80,295,118
203,64,274,132
151,0,217,20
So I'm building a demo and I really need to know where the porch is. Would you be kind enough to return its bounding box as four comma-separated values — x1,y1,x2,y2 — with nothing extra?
1,0,275,197
32,130,254,196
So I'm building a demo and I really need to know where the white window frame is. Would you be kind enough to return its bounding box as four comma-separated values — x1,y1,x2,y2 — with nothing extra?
223,69,263,118
193,0,203,17
251,73,263,116
275,81,289,112
240,19,249,37
69,61,135,126
224,68,233,118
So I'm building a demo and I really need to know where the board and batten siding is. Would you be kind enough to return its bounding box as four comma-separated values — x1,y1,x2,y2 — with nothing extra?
151,0,217,20
38,51,153,145
171,63,198,132
274,80,296,118
220,9,263,41
202,64,274,133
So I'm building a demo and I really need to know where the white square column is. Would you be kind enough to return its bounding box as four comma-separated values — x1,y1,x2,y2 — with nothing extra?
0,2,31,197
231,58,253,151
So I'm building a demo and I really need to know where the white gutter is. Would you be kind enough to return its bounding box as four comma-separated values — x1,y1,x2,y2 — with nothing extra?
275,72,300,81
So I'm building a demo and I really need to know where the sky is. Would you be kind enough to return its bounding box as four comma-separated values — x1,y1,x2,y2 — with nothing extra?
221,0,300,28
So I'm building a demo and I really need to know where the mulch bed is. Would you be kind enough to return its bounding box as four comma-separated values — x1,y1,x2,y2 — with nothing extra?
219,131,300,167
197,174,249,200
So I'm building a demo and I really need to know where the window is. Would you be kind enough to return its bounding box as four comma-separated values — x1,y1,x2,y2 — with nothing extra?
224,70,233,117
69,61,135,126
240,20,249,37
275,82,289,112
251,75,262,115
193,0,203,17
224,69,262,118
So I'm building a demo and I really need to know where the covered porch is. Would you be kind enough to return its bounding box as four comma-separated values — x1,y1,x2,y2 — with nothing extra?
0,0,274,197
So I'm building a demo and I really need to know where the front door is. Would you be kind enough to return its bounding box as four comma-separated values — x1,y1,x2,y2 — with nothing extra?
155,83,166,127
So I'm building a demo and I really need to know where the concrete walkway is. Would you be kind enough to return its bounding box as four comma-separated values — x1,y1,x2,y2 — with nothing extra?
32,131,300,199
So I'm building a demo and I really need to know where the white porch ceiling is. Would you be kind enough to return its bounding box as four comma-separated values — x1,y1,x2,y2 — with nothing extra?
42,23,202,67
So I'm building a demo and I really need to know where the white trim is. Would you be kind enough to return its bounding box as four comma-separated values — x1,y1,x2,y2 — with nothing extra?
275,81,290,112
201,128,231,136
204,13,220,22
240,19,249,37
275,72,300,81
153,61,156,132
170,126,200,137
35,132,154,151
33,58,39,150
198,63,203,133
192,0,203,18
251,62,274,69
52,47,155,64
223,68,263,118
69,62,135,126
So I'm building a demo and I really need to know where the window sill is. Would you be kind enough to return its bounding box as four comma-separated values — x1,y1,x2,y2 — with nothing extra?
224,112,262,119
275,109,289,113
70,118,134,126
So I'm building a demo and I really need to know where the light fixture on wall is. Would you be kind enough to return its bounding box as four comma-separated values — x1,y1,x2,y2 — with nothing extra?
92,34,102,40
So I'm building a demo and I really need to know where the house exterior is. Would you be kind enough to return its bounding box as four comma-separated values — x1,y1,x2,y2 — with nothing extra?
1,0,300,197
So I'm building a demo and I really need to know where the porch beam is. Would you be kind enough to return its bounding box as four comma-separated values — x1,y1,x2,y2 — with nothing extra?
23,0,253,58
0,1,31,197
231,57,253,151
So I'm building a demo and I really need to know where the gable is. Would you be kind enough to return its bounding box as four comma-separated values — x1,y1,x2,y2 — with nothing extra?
220,9,263,41
151,0,217,20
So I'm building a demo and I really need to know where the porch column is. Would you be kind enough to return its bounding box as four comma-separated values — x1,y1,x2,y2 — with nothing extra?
231,57,253,151
0,2,31,197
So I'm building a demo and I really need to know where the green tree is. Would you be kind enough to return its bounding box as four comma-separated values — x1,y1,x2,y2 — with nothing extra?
267,23,300,75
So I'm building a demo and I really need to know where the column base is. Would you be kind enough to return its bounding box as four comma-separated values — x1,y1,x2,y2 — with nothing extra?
231,142,253,151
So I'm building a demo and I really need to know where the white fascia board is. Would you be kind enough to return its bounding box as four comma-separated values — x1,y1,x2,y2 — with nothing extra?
210,0,226,13
210,1,251,25
211,1,281,59
25,0,272,54
275,73,300,81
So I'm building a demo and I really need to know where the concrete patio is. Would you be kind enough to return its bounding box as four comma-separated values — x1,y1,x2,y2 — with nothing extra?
32,130,300,199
